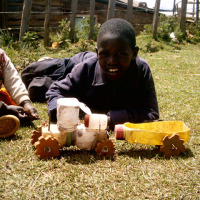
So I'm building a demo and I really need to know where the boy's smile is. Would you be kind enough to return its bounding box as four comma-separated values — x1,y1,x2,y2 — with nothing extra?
97,33,138,81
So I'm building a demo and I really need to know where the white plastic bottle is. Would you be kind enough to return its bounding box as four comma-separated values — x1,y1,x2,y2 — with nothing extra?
73,123,107,150
56,98,80,132
84,114,108,130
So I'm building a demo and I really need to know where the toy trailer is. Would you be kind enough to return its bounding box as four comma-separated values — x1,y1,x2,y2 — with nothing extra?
115,121,190,158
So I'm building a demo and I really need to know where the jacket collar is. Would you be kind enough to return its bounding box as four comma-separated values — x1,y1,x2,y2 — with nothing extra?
92,61,108,86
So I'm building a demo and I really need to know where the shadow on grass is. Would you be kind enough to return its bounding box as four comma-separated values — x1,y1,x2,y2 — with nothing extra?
0,134,23,141
117,147,194,160
59,148,115,164
30,147,194,164
55,146,194,164
20,120,37,128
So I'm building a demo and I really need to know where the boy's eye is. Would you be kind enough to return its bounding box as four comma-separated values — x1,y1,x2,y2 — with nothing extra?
118,52,129,56
98,50,129,57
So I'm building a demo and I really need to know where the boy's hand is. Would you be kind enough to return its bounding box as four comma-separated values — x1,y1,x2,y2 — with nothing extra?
20,100,39,121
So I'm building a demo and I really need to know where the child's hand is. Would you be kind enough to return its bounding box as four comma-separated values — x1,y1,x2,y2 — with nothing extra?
7,105,27,120
23,102,39,121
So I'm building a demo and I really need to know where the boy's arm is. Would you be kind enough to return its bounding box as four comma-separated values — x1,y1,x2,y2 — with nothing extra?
109,87,159,128
1,49,39,120
108,65,159,129
1,51,30,105
46,57,95,121
46,72,79,121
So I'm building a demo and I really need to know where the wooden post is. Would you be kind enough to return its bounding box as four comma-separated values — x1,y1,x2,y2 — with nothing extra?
44,0,52,47
173,0,176,16
89,0,95,40
177,4,179,18
196,0,199,23
180,0,187,33
127,0,133,23
178,7,181,22
107,0,115,20
1,0,7,29
69,0,78,42
192,0,195,20
19,0,32,41
152,0,160,39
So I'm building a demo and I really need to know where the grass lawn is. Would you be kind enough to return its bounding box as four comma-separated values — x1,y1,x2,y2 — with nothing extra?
0,36,200,199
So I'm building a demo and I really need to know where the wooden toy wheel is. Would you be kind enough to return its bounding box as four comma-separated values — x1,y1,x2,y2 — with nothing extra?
30,124,45,145
95,139,115,157
34,135,61,159
160,134,185,158
30,130,42,145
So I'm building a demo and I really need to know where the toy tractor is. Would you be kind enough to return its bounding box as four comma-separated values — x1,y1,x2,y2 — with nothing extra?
31,119,115,159
31,98,115,159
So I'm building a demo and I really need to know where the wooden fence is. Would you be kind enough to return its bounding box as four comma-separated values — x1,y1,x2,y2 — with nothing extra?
0,0,155,45
0,0,199,45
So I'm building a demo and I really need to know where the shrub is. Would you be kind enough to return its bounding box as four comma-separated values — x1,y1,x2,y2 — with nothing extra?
50,17,100,48
157,15,178,42
187,21,200,36
142,24,152,35
145,39,163,52
76,17,100,41
141,15,200,44
50,18,78,47
141,15,179,42
22,32,40,49
186,22,200,43
174,28,186,42
0,30,14,47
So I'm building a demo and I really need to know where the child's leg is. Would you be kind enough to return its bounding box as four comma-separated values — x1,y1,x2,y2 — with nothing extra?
0,115,20,138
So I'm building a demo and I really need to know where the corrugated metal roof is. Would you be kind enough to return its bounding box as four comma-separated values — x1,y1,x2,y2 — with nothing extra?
96,0,139,7
118,0,139,7
96,0,153,13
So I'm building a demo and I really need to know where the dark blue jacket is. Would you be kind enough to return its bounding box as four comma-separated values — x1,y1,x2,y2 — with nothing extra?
21,51,96,102
46,52,159,127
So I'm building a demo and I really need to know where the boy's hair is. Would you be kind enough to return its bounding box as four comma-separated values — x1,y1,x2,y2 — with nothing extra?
97,18,136,49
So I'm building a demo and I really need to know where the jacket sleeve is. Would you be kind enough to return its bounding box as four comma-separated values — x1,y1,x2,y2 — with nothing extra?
1,49,30,105
46,63,86,121
46,54,96,121
45,78,72,121
109,61,159,127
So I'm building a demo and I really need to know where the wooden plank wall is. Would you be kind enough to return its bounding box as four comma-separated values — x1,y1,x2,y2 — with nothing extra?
2,0,67,29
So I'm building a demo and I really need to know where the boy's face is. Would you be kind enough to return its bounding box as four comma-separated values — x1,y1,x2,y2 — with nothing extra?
97,33,138,81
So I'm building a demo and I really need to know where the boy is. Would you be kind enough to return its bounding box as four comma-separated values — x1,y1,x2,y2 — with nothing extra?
0,48,39,137
46,18,159,130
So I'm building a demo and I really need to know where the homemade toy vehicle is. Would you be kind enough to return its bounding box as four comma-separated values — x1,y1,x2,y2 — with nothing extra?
31,121,190,159
31,98,190,159
31,98,115,159
31,122,115,159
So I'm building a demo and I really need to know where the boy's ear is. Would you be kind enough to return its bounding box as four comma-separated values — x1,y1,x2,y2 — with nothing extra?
132,46,139,59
